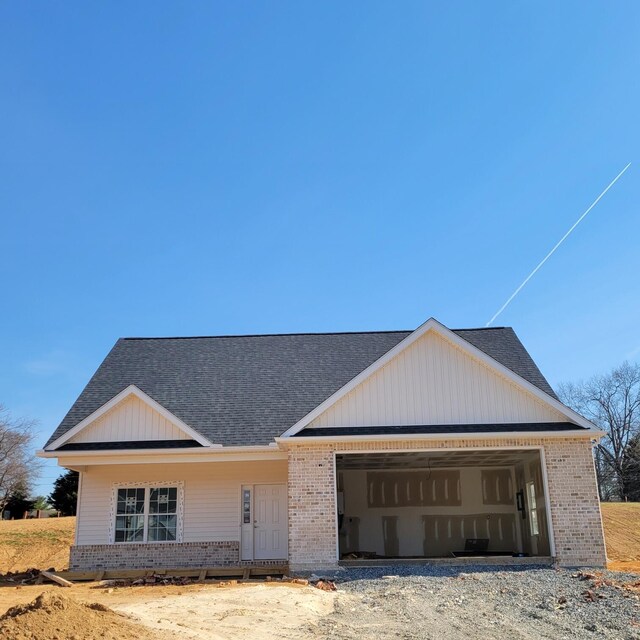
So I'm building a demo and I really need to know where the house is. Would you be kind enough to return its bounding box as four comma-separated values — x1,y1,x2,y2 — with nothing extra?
38,318,607,572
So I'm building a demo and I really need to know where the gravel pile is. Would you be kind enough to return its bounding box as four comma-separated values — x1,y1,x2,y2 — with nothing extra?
306,565,640,639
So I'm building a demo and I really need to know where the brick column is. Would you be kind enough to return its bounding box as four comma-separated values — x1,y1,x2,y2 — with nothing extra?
543,439,607,567
287,445,339,571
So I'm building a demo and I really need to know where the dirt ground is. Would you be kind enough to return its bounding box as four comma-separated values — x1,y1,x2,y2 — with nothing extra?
0,504,638,638
0,582,336,640
0,517,75,573
0,590,175,640
601,502,640,572
1,569,639,640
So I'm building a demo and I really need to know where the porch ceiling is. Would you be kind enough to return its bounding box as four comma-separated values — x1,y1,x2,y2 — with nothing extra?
336,449,538,469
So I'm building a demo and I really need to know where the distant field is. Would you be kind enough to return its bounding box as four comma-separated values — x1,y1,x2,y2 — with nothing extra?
0,516,75,573
0,504,637,574
601,501,640,573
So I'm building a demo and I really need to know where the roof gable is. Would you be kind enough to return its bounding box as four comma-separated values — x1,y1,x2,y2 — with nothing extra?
281,319,594,436
47,385,213,450
304,329,566,429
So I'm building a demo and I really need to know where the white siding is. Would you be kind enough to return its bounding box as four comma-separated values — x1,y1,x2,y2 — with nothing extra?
76,460,287,545
69,395,191,443
309,331,564,427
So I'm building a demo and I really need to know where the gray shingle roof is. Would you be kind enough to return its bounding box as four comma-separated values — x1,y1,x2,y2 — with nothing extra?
45,327,559,448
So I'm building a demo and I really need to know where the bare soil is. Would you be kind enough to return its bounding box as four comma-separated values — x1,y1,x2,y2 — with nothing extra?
602,502,640,573
0,591,174,640
2,569,638,640
0,582,336,640
0,505,637,638
0,518,75,573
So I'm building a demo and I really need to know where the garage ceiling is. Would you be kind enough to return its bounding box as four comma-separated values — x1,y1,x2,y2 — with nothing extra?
336,449,538,469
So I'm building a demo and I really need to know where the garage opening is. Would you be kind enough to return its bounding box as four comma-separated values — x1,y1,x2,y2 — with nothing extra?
336,449,552,561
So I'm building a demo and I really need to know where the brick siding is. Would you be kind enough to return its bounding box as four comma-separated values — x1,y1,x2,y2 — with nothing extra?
69,541,240,571
284,437,607,571
543,439,607,566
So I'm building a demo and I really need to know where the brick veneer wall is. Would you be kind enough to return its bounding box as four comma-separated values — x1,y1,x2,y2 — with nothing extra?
70,541,239,570
543,439,607,566
285,437,607,571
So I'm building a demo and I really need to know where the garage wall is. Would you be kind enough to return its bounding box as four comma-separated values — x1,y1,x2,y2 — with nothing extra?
340,467,521,557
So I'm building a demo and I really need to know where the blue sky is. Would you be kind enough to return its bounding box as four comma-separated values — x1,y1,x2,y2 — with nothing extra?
1,2,639,496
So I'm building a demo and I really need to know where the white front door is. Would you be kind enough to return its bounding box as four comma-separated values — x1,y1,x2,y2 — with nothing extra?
253,484,288,560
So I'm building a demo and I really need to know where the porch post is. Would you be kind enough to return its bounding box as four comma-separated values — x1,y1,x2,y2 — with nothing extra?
543,438,607,567
286,444,339,572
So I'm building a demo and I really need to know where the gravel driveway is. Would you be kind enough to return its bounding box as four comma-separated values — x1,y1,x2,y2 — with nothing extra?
307,565,640,639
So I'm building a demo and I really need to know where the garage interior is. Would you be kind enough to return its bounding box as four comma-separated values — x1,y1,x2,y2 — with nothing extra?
336,449,551,560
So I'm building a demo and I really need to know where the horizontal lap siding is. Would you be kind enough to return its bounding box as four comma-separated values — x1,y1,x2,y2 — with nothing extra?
310,332,565,427
76,460,287,545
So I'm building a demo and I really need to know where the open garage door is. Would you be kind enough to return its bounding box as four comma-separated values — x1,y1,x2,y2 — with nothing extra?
336,449,552,561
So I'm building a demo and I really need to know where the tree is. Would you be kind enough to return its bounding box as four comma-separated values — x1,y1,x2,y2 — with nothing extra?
558,361,640,501
32,495,52,511
4,486,35,519
49,470,79,516
621,433,640,501
0,405,40,514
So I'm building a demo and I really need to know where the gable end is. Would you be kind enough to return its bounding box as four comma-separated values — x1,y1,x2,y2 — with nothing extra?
46,385,213,450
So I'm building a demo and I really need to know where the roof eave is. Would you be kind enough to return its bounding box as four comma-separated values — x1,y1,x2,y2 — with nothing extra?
275,429,603,445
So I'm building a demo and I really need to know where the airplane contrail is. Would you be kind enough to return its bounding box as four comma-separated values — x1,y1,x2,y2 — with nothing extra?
486,162,632,327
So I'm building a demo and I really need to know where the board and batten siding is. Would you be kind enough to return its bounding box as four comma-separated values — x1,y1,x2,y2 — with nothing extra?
76,461,287,545
309,331,565,428
69,395,191,443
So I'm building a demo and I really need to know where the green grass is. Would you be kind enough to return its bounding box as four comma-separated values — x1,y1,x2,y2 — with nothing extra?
0,529,74,547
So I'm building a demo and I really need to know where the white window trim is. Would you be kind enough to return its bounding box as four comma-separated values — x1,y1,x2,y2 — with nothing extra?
109,481,184,544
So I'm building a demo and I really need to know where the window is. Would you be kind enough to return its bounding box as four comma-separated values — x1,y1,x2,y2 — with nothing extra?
115,486,178,543
526,481,539,536
242,488,251,524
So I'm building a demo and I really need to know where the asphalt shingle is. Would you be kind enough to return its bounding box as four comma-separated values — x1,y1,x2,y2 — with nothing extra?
45,327,560,448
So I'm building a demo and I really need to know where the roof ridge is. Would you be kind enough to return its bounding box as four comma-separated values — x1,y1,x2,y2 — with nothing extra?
454,327,509,331
120,327,510,341
121,331,413,340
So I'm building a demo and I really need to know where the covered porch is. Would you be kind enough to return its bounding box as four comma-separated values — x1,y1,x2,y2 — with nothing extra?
64,455,289,571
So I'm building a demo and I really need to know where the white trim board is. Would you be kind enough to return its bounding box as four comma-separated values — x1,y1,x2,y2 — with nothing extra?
41,449,288,468
46,385,215,450
280,318,598,437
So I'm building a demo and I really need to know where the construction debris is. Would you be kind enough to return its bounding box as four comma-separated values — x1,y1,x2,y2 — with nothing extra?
99,574,194,588
573,570,640,599
0,568,42,585
314,579,337,591
40,571,74,587
266,574,336,591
